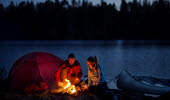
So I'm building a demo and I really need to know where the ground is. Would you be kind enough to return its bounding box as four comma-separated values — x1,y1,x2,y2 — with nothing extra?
0,79,168,100
0,89,163,100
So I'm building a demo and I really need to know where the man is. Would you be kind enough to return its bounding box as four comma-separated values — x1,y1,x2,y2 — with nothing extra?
54,53,82,85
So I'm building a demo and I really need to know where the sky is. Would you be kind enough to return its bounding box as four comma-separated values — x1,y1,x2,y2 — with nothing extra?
0,0,155,8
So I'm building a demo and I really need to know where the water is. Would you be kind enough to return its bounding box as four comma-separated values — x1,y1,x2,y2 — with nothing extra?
0,40,170,89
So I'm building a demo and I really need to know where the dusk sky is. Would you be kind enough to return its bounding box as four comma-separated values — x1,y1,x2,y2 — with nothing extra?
0,0,155,8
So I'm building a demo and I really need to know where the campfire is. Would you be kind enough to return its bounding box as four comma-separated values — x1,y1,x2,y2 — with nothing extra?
62,79,77,94
51,79,78,95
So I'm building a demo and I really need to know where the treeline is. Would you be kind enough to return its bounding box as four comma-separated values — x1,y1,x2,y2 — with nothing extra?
0,0,170,40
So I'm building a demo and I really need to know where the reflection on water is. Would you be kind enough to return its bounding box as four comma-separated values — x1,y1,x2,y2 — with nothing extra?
0,40,170,89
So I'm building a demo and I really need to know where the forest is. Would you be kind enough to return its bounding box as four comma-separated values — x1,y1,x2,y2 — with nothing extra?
0,0,170,40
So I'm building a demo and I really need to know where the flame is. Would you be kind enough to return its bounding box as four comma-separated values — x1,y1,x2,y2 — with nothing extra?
63,79,71,89
51,79,77,94
63,79,76,94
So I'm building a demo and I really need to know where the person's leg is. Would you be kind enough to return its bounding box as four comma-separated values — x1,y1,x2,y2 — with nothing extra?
97,82,109,93
88,82,109,95
88,85,98,94
68,76,81,85
97,82,113,100
61,68,68,83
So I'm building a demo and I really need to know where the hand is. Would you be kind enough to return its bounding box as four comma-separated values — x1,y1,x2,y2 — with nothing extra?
75,77,80,82
84,84,88,90
57,82,63,87
81,84,88,91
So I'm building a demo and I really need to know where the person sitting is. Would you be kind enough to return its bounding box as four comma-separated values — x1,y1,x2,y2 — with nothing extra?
54,53,82,86
86,56,112,99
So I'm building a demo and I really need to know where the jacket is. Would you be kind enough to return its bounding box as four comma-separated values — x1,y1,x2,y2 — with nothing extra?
88,64,106,86
54,60,82,82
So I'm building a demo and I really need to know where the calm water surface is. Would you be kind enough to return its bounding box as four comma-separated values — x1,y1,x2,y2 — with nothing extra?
1,40,170,89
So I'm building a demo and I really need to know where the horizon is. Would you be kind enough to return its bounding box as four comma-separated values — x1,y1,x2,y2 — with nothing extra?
0,0,155,8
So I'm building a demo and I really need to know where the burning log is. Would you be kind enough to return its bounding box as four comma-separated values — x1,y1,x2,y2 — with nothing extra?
51,79,79,95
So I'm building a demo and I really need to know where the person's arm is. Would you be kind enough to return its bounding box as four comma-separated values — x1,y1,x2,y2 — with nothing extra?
74,61,82,78
96,67,101,85
54,64,65,82
76,64,82,78
96,65,104,85
88,68,92,87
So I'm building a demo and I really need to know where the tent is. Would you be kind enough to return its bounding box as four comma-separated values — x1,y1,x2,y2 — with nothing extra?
8,52,64,91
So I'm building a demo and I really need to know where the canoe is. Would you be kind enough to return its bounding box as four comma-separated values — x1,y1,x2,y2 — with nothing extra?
116,70,170,94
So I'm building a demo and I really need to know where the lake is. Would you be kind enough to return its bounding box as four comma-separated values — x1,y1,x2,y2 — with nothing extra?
1,40,170,89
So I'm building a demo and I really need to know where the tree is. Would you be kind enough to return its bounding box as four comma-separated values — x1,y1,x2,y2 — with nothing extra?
120,0,129,14
55,0,61,8
61,0,69,8
72,0,77,7
101,0,107,7
82,0,88,7
0,4,5,16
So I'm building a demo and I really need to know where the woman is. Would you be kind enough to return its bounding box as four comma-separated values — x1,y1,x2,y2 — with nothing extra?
86,56,110,96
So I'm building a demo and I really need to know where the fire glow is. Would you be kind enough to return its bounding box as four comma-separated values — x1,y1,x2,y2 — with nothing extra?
63,79,76,94
52,79,77,95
